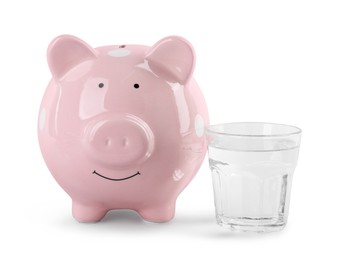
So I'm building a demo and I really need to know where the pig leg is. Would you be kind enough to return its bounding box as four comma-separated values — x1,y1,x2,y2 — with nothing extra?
138,202,175,222
72,201,108,222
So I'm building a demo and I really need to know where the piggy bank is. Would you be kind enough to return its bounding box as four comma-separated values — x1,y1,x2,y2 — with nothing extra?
38,35,209,222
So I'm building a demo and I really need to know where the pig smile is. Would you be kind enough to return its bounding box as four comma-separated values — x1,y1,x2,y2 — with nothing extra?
92,170,141,181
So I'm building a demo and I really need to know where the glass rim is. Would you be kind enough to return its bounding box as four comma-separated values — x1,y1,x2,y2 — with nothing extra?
205,122,302,138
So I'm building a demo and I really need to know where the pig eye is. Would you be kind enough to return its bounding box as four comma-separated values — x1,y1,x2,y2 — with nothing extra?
98,83,104,88
133,83,140,89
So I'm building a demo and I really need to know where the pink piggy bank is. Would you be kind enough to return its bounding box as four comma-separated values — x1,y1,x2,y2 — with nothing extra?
38,35,209,222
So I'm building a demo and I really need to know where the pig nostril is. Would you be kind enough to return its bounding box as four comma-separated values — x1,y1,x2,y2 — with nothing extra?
122,137,129,147
105,138,112,146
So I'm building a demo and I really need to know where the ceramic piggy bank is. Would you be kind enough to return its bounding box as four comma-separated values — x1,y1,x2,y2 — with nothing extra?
38,35,209,222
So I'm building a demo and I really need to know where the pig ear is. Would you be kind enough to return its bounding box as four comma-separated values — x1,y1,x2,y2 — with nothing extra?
47,35,97,79
145,36,195,85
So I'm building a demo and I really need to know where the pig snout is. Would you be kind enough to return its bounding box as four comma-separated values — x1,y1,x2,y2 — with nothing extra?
85,115,154,167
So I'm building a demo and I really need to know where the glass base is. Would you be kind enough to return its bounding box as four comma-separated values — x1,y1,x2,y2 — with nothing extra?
216,215,286,233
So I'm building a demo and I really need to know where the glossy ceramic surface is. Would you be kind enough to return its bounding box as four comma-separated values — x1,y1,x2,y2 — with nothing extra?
38,35,209,222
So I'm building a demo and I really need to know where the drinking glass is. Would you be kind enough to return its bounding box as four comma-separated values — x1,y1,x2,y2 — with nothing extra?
206,122,302,232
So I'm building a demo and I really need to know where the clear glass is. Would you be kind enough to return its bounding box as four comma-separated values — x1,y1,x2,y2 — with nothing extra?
206,122,302,232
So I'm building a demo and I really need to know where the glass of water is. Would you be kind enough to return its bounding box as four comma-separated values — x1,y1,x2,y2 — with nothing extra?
206,122,301,232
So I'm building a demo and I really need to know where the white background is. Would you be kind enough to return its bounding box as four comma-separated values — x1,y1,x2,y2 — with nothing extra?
1,0,342,259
